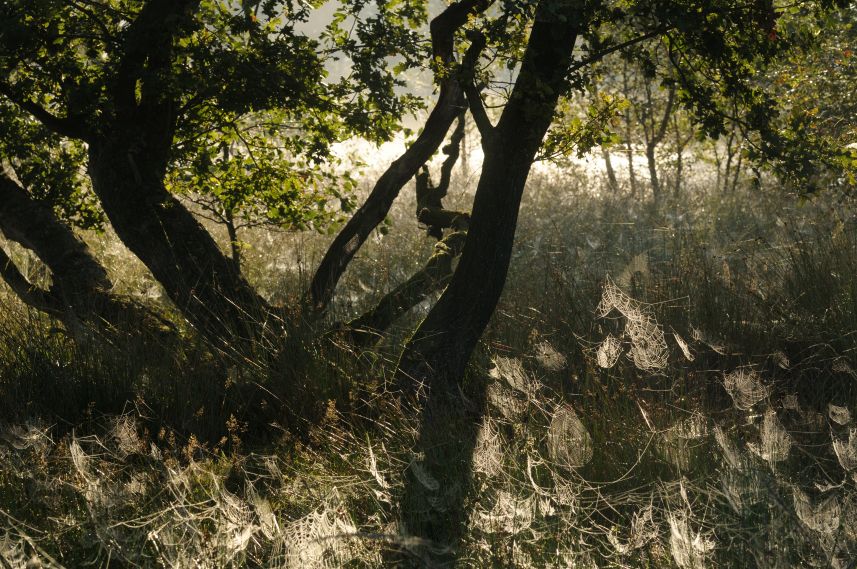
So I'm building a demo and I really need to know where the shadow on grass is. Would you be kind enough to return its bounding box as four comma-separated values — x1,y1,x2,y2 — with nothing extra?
389,373,487,567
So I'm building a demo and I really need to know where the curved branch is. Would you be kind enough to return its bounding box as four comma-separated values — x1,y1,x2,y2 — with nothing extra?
0,169,178,339
464,82,495,142
0,86,88,140
654,85,676,145
568,27,668,74
416,112,468,238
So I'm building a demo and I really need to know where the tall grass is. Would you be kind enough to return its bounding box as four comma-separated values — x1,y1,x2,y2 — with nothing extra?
1,165,856,567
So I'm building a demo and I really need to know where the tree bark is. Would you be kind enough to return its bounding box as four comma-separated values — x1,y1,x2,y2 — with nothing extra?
603,146,619,191
87,140,271,350
306,0,490,312
392,1,587,561
77,0,276,350
397,7,584,387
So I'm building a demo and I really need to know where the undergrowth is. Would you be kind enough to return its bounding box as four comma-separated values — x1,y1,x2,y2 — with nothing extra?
2,168,857,568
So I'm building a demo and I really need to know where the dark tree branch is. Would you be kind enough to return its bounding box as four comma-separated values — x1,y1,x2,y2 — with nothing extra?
0,171,112,296
464,82,495,141
63,0,115,43
417,207,470,231
305,0,492,312
460,31,495,142
568,28,667,74
437,113,466,199
346,229,468,346
416,111,467,238
0,86,88,140
654,85,676,145
0,168,178,340
343,80,472,343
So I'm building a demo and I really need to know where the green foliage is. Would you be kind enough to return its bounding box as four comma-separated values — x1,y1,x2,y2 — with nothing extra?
166,124,359,234
540,92,628,161
0,0,425,236
0,101,103,229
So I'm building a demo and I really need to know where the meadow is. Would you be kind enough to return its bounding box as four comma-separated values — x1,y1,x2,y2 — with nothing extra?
1,155,856,568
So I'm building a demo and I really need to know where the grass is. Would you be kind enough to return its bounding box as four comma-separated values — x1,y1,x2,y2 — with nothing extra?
1,164,857,567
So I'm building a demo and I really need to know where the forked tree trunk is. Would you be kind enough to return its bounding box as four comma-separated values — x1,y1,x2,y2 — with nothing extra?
87,139,272,350
392,1,587,561
643,84,674,205
78,0,276,351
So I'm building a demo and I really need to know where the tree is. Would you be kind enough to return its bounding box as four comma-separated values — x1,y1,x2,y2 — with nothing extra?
388,0,854,561
1,1,855,562
166,124,359,272
0,0,427,350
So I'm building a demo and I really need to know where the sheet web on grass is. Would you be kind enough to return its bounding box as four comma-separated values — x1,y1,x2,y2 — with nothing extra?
547,404,593,469
833,428,857,474
281,492,374,569
828,404,852,426
747,409,792,464
668,513,715,569
723,369,769,411
533,340,567,371
473,417,505,477
792,488,841,534
596,278,668,371
596,334,622,368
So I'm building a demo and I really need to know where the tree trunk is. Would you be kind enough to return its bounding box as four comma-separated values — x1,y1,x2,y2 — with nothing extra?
87,139,272,350
603,146,619,192
646,143,660,202
672,115,684,196
391,1,586,561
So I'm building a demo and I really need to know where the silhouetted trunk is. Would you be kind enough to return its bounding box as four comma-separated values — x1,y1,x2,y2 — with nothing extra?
730,148,744,192
392,1,586,561
603,147,619,191
306,0,490,312
88,139,270,349
76,0,275,349
722,128,736,193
